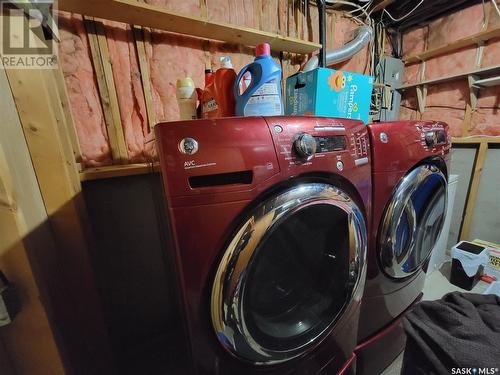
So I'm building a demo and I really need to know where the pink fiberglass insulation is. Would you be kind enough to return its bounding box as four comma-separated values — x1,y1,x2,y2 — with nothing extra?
144,31,205,123
425,46,477,80
307,5,319,44
399,107,418,121
207,0,255,28
207,42,255,72
261,0,280,34
482,37,500,68
404,63,420,85
422,108,464,137
58,11,112,167
470,109,500,136
278,0,288,36
424,82,467,137
145,0,199,15
470,87,500,136
402,26,428,58
426,82,467,108
144,31,261,123
426,4,484,49
103,21,149,163
400,91,418,109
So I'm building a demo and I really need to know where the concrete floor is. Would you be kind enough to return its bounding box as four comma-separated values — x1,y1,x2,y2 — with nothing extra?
379,259,490,375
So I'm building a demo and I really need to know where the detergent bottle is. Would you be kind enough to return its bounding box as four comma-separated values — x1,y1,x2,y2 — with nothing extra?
176,77,197,120
200,56,236,118
234,43,283,116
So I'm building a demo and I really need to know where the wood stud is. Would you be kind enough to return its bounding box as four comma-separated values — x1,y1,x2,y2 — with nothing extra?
84,17,129,164
459,142,489,241
133,26,157,130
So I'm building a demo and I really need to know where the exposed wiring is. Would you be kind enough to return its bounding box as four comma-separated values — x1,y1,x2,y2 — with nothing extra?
492,0,500,17
382,0,425,22
324,0,371,21
349,0,372,15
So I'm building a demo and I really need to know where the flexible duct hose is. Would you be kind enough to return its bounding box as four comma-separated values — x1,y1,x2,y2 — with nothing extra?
302,25,373,72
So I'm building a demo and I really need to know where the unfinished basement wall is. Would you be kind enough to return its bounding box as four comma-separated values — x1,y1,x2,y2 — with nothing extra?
57,2,371,168
400,3,500,137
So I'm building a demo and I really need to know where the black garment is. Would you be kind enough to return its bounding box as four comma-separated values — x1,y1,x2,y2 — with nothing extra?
402,292,500,375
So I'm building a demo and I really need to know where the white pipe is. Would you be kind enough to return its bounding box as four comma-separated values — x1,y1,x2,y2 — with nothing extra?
302,25,373,72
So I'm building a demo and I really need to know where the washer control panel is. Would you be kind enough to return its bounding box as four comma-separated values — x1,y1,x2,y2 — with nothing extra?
266,117,369,172
315,135,347,153
293,133,317,160
417,122,449,150
349,130,369,158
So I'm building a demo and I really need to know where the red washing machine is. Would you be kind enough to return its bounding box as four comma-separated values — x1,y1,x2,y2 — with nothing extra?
154,116,371,374
355,120,451,374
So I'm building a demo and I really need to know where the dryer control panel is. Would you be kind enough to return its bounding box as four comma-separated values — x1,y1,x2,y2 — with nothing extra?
265,116,370,173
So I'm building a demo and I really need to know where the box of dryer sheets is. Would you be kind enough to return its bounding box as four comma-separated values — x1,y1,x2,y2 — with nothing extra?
285,67,374,123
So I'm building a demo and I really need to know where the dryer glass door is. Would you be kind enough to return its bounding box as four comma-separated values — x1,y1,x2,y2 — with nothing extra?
211,183,367,365
379,164,447,279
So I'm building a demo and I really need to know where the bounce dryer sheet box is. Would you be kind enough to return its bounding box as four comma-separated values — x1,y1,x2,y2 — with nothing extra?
285,67,374,124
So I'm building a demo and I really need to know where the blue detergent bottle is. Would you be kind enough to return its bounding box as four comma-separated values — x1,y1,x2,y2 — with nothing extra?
234,43,283,116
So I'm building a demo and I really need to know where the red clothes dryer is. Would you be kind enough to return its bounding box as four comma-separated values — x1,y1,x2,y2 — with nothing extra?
154,116,371,374
355,120,451,374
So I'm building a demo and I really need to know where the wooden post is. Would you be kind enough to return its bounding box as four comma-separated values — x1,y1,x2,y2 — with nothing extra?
4,65,114,374
0,67,65,375
133,26,157,130
52,66,82,164
84,17,129,164
459,142,489,240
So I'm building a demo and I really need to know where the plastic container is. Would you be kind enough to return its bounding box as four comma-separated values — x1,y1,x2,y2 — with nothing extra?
450,241,487,290
200,56,236,118
176,77,197,120
234,43,283,116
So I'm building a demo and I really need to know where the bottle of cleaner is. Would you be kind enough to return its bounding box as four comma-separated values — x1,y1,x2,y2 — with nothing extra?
234,43,283,116
200,56,236,118
176,77,197,120
196,66,214,118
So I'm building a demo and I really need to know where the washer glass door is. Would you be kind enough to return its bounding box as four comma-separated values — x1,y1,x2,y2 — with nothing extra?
379,164,447,279
211,183,366,364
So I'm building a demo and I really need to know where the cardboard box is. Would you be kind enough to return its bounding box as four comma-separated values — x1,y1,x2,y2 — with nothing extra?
285,67,374,124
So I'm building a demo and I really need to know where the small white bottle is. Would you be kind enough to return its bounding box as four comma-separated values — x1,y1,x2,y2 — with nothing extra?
176,77,197,120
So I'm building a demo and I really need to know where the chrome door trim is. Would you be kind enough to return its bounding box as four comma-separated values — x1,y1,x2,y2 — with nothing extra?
211,183,367,365
378,164,447,279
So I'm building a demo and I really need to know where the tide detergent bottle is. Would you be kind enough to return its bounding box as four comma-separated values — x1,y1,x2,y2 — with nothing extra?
200,56,236,118
234,43,283,116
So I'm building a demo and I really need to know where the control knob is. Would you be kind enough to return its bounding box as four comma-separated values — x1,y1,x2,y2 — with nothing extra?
424,131,436,148
293,133,316,160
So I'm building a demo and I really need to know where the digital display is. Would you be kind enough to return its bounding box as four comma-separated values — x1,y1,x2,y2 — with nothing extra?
436,130,446,144
314,136,347,153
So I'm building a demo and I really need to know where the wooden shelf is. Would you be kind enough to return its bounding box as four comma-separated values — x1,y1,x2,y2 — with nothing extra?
58,0,321,54
472,76,500,87
80,163,160,181
404,26,500,64
397,64,500,90
452,137,500,144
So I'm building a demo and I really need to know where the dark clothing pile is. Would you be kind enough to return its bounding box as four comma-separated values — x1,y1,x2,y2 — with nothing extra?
402,292,500,375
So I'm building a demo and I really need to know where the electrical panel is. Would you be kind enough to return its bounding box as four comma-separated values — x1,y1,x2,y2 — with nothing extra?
374,57,404,122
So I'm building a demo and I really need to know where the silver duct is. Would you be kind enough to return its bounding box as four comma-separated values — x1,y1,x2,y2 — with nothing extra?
302,25,373,72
